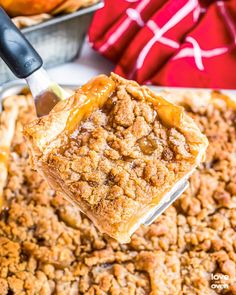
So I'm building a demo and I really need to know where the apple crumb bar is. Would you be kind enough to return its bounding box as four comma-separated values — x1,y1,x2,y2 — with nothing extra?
24,74,208,242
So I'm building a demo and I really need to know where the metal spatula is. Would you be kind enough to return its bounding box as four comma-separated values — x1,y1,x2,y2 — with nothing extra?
0,8,69,116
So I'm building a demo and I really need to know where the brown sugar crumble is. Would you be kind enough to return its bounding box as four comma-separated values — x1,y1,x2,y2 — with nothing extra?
23,74,207,242
0,87,235,294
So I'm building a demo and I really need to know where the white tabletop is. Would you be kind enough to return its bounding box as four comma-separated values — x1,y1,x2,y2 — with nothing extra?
47,40,114,86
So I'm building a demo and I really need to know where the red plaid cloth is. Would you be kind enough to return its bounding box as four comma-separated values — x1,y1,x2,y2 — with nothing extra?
89,0,236,89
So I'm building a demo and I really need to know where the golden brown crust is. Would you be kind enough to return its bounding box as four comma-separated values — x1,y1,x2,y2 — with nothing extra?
24,74,208,242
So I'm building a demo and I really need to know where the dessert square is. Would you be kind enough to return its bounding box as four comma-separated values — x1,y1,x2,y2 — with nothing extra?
24,73,208,242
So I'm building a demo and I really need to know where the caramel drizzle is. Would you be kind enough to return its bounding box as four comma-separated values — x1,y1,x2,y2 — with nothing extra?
141,87,184,129
66,75,116,135
0,146,9,168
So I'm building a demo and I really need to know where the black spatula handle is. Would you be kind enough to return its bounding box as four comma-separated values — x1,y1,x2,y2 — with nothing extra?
0,7,43,79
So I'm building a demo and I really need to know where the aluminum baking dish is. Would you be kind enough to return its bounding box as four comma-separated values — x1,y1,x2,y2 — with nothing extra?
0,2,103,85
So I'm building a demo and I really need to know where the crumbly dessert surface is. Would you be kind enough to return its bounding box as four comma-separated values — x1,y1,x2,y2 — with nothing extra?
48,82,192,221
0,89,235,294
24,74,207,241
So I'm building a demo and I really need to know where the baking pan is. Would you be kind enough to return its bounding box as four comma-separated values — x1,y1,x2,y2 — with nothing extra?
0,1,104,85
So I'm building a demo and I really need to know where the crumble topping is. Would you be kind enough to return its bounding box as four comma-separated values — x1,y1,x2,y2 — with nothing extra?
48,86,192,216
0,89,235,294
24,74,207,242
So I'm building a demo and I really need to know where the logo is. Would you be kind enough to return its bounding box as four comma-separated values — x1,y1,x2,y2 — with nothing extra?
210,273,229,290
